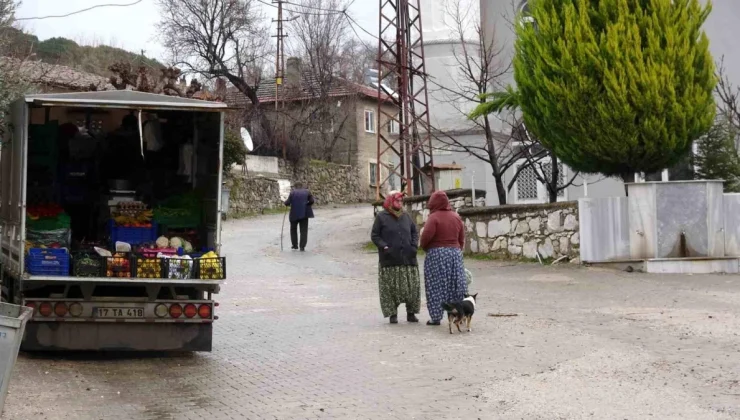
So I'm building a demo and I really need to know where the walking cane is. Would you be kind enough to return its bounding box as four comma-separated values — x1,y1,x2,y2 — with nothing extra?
280,207,288,251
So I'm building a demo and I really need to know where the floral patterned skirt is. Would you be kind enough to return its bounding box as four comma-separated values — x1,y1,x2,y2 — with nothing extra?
424,247,468,322
378,265,421,317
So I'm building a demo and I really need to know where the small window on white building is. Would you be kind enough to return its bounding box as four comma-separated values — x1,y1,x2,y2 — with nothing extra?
514,160,568,203
516,165,539,202
364,110,376,133
369,162,378,186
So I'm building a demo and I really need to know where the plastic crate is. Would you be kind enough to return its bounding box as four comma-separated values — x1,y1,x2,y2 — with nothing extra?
104,255,132,278
133,256,164,279
195,257,226,280
26,248,69,276
108,220,158,246
71,252,104,277
139,248,177,258
164,258,195,280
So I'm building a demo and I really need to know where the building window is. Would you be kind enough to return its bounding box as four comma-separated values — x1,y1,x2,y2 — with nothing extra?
516,165,539,201
369,162,378,186
388,115,399,134
364,110,376,133
514,160,568,203
543,161,566,198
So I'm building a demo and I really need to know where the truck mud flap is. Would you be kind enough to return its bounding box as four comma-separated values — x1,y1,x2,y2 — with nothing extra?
21,322,212,352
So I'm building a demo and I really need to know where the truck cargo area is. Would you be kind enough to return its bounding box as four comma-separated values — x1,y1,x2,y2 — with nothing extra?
0,91,229,351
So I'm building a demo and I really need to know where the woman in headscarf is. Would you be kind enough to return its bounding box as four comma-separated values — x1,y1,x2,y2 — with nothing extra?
420,191,467,325
371,191,421,324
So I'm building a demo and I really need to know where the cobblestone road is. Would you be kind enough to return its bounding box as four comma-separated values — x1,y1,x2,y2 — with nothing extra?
4,206,740,419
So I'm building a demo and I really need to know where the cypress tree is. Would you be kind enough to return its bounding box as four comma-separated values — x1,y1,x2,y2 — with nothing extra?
492,0,717,179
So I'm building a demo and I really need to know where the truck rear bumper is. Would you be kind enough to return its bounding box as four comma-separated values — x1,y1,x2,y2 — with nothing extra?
21,321,212,352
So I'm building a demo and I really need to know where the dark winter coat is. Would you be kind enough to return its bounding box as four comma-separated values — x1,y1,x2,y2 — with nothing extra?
284,189,315,222
371,211,419,268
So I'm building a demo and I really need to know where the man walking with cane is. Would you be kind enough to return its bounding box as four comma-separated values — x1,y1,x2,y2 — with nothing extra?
284,181,314,251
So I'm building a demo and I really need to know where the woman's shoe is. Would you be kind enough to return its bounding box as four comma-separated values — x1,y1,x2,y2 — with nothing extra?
426,320,440,326
389,315,398,324
407,313,419,323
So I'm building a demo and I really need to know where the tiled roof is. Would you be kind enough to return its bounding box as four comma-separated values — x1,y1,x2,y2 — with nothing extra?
1,57,115,91
225,71,390,107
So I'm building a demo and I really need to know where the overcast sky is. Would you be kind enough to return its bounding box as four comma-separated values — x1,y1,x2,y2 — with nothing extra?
16,0,379,63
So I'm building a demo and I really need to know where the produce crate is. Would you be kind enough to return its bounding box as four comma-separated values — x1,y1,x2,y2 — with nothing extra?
133,256,164,279
139,248,177,258
164,258,195,280
195,257,226,280
26,248,69,276
155,212,200,230
108,220,158,246
71,252,104,277
104,254,132,278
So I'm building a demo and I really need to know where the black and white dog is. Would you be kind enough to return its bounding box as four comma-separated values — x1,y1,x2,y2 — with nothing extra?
441,293,477,334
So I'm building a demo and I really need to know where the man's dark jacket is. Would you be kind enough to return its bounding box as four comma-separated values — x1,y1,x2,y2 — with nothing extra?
284,189,315,222
371,211,419,268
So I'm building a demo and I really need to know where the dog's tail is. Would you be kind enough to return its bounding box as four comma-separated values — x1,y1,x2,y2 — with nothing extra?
441,302,455,312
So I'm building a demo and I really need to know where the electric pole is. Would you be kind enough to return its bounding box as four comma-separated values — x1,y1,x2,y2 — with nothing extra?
273,0,288,159
376,0,435,199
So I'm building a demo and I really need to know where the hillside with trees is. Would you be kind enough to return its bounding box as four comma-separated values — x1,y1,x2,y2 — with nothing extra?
6,27,162,77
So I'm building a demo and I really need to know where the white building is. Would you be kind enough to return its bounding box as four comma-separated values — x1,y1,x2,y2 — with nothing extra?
422,0,739,205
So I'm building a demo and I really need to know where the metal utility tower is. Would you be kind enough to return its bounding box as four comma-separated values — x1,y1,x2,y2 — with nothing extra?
376,0,435,199
273,0,288,159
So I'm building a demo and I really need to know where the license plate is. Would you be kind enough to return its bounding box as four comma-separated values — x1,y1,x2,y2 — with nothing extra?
94,307,144,318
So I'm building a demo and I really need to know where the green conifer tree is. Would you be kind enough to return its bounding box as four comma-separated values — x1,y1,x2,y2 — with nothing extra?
474,0,717,179
694,117,740,192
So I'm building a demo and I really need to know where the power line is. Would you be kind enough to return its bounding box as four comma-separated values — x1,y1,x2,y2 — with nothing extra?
255,0,341,16
16,0,144,21
344,15,375,52
343,12,378,40
283,0,345,13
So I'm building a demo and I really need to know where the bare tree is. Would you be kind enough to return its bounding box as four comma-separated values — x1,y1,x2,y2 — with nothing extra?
108,62,208,98
716,56,740,135
0,0,31,140
281,0,359,162
512,122,579,203
435,0,578,204
156,0,273,140
428,0,522,205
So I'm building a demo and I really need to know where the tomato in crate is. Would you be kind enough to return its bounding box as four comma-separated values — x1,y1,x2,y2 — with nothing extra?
105,253,132,278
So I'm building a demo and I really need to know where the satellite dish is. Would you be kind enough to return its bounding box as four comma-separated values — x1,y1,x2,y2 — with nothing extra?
240,127,254,152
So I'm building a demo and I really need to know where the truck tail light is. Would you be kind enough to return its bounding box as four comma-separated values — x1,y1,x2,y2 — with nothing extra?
198,304,212,319
183,304,197,319
154,304,168,318
25,302,36,312
54,302,68,317
69,303,83,317
39,302,53,317
169,304,183,318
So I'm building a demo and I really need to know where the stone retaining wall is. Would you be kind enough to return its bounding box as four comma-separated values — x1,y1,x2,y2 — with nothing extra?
459,202,580,261
227,159,364,218
280,160,363,205
227,176,282,216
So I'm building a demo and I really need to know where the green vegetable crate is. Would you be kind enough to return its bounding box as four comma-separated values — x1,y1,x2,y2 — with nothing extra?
71,252,104,277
